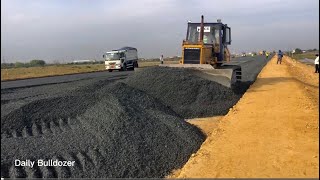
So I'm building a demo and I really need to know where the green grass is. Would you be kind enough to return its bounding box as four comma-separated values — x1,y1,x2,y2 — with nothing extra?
290,51,319,60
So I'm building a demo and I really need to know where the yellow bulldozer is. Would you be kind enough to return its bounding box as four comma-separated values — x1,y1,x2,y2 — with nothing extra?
160,15,242,88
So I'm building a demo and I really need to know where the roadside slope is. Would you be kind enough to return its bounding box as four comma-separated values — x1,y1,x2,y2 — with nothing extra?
174,55,319,178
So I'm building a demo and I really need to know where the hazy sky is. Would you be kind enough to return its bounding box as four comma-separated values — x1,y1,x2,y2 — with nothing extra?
1,0,319,63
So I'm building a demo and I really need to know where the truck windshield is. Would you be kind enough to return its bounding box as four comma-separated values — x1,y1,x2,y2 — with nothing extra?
105,53,121,60
186,24,220,45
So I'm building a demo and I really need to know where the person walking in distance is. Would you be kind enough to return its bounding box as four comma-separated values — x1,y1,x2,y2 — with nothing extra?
160,55,164,64
277,50,283,64
266,52,269,59
315,54,319,73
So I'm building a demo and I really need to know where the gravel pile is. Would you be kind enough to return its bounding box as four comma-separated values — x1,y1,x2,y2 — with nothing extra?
79,82,205,177
1,78,102,118
1,78,113,136
125,67,242,118
1,81,204,178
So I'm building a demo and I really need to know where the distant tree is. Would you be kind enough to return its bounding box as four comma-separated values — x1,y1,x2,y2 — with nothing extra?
294,48,303,54
15,62,26,68
305,48,318,52
29,59,46,67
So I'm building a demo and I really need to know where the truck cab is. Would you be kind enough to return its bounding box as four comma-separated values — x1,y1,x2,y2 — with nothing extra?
103,47,138,72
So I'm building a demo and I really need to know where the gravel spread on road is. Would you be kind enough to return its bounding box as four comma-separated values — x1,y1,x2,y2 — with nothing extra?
125,67,243,118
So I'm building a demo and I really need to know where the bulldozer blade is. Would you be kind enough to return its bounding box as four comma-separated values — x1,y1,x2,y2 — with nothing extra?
159,64,214,69
159,64,241,88
193,69,236,88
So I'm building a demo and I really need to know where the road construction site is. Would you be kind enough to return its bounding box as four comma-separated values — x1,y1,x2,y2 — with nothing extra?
1,55,318,178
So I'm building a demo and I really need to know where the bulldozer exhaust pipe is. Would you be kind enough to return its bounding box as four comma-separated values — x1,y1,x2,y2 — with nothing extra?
200,15,204,42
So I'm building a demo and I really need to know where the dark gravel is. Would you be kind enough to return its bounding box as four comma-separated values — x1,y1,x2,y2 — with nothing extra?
125,67,240,118
1,77,118,134
1,80,204,178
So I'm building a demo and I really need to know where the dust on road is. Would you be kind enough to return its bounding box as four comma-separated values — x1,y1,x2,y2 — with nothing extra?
171,55,319,178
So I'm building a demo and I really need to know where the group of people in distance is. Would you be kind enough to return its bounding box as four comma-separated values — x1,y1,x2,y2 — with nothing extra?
276,50,319,73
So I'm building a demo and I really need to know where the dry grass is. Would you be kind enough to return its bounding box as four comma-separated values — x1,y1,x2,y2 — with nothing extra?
1,61,179,81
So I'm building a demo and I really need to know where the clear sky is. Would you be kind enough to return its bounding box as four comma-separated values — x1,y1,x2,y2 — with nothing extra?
1,0,319,63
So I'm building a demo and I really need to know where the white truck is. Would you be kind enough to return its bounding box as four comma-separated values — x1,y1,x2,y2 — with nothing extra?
103,47,139,72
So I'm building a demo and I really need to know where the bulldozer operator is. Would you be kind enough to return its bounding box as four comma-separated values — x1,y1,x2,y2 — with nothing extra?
201,29,219,45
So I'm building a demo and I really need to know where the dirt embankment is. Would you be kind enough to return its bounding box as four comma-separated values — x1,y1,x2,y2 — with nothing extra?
170,55,319,178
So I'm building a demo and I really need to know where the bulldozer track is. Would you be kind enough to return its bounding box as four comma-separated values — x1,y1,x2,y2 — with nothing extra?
1,117,81,139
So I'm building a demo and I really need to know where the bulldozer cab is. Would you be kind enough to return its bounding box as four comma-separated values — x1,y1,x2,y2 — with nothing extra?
159,16,241,88
186,23,231,45
184,22,231,63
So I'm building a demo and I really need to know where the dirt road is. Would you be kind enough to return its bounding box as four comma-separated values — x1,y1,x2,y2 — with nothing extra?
171,55,319,178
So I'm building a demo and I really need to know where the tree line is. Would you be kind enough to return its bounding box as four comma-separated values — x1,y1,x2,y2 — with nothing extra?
294,48,318,54
1,60,46,69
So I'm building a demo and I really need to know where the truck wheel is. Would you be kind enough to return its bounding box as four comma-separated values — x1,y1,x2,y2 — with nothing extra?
121,64,127,71
108,69,113,72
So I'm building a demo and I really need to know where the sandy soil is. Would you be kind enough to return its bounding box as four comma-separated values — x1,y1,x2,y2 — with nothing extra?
170,55,319,178
187,116,223,137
